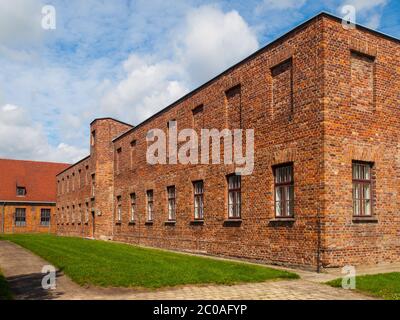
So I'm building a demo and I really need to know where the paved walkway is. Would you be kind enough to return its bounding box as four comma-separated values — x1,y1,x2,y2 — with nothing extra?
0,241,373,300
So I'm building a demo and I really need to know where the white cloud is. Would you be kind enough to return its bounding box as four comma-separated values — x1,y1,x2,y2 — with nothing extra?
257,0,307,11
176,5,259,85
0,0,44,47
342,0,388,11
0,104,87,163
339,0,388,29
101,55,189,124
101,5,259,125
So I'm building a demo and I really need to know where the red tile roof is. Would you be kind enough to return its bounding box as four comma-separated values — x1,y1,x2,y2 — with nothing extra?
0,159,70,203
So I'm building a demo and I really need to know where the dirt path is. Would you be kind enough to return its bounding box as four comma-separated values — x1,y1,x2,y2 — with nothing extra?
0,241,373,300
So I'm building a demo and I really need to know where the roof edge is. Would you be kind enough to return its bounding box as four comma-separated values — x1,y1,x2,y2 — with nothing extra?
90,117,134,128
56,155,91,176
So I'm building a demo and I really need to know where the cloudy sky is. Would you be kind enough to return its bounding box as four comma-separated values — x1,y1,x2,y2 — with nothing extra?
0,0,399,163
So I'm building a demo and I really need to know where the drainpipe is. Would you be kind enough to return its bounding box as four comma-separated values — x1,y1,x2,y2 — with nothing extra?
1,202,5,234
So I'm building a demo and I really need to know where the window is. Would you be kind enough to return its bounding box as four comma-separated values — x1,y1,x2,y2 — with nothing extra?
274,164,294,217
130,140,137,170
66,176,70,193
40,209,51,226
72,205,75,222
227,175,241,219
85,165,89,185
72,173,75,191
193,181,204,220
167,186,176,221
78,169,81,189
116,148,122,174
192,104,204,131
16,186,26,196
353,162,373,216
15,208,26,226
85,202,89,223
147,190,154,221
351,51,375,112
116,196,122,222
225,85,242,129
271,58,293,117
130,193,136,221
91,130,96,146
78,204,82,223
91,174,95,197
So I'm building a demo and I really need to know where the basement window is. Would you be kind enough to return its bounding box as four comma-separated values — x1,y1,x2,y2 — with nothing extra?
16,186,26,196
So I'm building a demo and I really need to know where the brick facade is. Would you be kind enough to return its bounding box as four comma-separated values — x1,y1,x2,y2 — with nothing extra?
0,159,69,234
56,13,400,270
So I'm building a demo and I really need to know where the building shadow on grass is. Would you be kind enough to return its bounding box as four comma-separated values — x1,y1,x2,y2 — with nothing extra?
6,271,65,300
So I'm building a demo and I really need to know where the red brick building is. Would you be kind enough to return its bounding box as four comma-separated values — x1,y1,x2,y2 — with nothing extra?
0,159,69,234
56,13,400,270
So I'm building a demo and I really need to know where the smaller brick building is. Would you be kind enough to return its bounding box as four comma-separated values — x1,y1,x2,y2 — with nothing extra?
0,158,70,234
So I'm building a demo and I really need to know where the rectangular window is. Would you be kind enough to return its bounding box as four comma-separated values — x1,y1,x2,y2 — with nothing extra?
16,186,26,196
130,193,136,222
78,169,81,189
78,204,82,223
40,209,51,226
15,208,26,226
116,196,122,222
274,164,294,218
192,104,204,131
227,175,241,219
271,58,293,118
351,51,375,112
225,84,242,129
116,148,122,174
130,140,137,170
193,181,204,220
353,162,373,216
91,130,96,146
85,202,89,223
91,174,95,197
167,186,176,221
72,205,75,223
147,190,154,222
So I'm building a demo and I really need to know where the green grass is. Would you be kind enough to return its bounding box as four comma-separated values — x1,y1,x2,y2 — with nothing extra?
0,234,298,289
327,272,400,300
0,270,13,300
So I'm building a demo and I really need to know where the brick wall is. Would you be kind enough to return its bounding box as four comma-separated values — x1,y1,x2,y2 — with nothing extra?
321,17,400,267
56,14,400,269
2,204,56,234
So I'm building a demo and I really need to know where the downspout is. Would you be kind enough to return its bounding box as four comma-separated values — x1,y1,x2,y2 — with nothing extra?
1,202,5,234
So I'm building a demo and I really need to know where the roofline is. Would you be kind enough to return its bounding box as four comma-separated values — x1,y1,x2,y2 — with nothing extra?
90,117,134,128
0,158,70,166
56,155,91,176
112,11,399,143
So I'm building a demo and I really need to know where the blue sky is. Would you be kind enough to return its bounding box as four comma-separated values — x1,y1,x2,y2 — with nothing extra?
0,0,399,163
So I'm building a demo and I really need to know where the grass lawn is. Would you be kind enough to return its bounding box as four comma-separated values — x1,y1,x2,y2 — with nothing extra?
0,270,13,300
0,234,298,289
327,272,400,300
